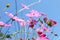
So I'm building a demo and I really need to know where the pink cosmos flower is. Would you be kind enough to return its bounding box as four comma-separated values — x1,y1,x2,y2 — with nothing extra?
40,24,50,32
14,18,26,26
5,12,26,26
49,19,57,26
43,17,48,23
21,3,29,9
0,21,11,27
36,28,46,37
28,19,38,28
36,28,43,33
36,37,49,40
5,12,18,21
40,12,46,17
43,17,57,26
40,33,46,37
26,10,41,17
19,20,26,26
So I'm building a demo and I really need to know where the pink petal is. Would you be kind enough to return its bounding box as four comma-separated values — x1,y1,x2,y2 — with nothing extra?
40,12,46,17
5,24,11,26
0,21,5,26
26,10,41,17
40,24,50,32
26,13,33,17
16,18,25,22
5,12,14,18
19,21,26,26
21,3,29,9
36,28,43,32
36,37,50,40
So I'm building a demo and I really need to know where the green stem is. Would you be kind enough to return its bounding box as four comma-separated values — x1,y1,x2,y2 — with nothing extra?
4,20,13,40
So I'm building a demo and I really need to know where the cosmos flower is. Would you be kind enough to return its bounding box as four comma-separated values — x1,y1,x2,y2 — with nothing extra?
43,17,48,23
36,37,49,40
26,10,41,17
40,24,50,32
19,20,26,26
0,21,11,27
5,12,18,21
29,19,38,28
47,20,57,26
36,28,49,40
21,3,29,9
5,12,26,26
36,28,46,37
39,33,46,37
39,12,46,17
36,28,43,33
43,17,57,27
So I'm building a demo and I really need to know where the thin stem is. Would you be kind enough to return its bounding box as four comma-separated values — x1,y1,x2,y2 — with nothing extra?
0,27,2,32
6,18,12,23
27,26,29,40
13,21,17,39
3,20,13,40
15,0,18,15
24,26,25,40
5,0,41,24
14,0,20,31
0,8,6,13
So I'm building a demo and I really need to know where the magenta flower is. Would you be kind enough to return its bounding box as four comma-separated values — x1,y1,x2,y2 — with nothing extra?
36,28,46,37
28,19,38,28
44,17,57,27
0,21,11,27
26,10,41,17
36,28,49,40
21,3,29,9
48,19,57,26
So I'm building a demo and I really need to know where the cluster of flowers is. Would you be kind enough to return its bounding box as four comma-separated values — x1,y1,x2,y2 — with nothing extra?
0,9,56,40
0,1,57,40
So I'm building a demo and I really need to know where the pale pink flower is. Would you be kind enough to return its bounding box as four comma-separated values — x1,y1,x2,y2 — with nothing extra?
26,10,41,17
21,3,29,9
5,12,18,21
15,18,26,26
5,12,26,26
40,24,50,32
5,12,14,18
0,21,11,27
36,37,49,40
19,20,26,26
40,12,46,17
36,28,43,32
15,18,25,22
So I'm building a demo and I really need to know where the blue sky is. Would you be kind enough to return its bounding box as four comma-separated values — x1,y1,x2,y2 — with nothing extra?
0,0,60,40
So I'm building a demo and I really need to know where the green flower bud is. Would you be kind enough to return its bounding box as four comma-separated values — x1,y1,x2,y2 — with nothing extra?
6,4,10,8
